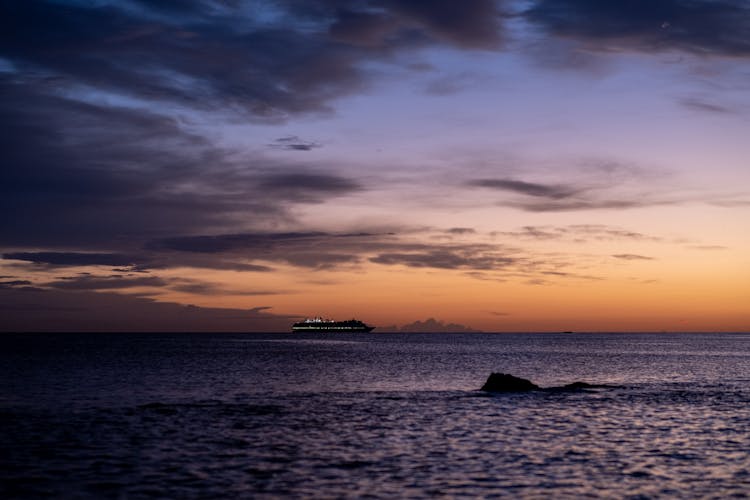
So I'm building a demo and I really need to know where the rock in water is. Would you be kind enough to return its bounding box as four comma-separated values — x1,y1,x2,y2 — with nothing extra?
481,373,540,392
561,381,595,390
555,381,616,391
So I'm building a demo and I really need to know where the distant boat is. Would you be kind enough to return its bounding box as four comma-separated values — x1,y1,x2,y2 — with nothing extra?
292,317,375,333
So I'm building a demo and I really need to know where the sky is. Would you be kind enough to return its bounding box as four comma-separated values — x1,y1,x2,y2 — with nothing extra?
1,0,749,332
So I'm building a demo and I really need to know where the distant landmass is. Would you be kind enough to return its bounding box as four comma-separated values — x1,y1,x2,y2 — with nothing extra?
379,318,481,333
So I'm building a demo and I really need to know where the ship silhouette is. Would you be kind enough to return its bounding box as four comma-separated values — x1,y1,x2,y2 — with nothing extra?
291,317,375,332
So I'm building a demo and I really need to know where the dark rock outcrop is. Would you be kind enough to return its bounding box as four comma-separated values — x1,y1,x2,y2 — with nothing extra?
561,381,594,390
481,373,617,393
480,373,540,392
550,381,616,392
560,381,598,390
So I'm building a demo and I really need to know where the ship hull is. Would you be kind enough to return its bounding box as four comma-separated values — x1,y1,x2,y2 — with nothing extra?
291,325,375,333
291,319,375,333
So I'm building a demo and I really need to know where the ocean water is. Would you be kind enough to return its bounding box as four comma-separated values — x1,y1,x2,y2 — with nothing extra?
2,332,750,498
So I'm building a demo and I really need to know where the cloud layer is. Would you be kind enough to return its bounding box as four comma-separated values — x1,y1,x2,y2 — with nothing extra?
0,288,295,332
0,0,510,255
525,0,750,57
2,1,745,331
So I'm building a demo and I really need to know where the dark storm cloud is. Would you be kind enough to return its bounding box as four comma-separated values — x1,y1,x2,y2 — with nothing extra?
45,275,168,290
328,9,400,47
0,280,33,289
27,271,280,296
0,3,356,119
3,252,144,267
0,1,507,120
168,279,281,296
0,288,296,332
381,0,504,49
148,230,529,273
470,178,579,199
0,76,364,251
148,231,372,269
129,0,240,15
0,0,509,257
148,232,333,253
0,78,262,248
526,0,750,57
293,0,505,49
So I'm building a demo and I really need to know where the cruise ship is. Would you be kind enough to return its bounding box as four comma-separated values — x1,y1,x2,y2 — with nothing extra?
291,317,375,333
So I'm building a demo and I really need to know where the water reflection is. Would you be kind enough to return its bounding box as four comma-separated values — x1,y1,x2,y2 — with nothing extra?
1,333,750,497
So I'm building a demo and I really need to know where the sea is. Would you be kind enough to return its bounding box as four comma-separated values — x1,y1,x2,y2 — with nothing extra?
2,332,750,498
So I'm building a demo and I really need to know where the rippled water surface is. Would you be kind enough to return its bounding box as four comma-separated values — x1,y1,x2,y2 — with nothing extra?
2,332,750,498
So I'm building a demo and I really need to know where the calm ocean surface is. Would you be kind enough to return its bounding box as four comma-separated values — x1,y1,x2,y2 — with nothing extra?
2,332,750,498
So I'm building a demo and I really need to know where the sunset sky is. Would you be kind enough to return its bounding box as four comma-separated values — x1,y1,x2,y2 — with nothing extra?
1,0,749,332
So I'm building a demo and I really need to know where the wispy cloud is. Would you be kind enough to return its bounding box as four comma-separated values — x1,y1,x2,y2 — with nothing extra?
256,173,362,201
4,224,666,283
709,200,750,208
612,254,655,261
148,231,377,270
149,231,360,253
18,271,284,297
3,252,144,267
466,168,686,212
269,136,322,151
469,178,580,199
496,225,663,242
686,245,727,251
446,227,476,235
680,97,734,114
45,275,167,290
397,318,482,333
370,249,516,271
167,278,282,297
0,279,32,289
145,230,590,282
507,199,677,212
